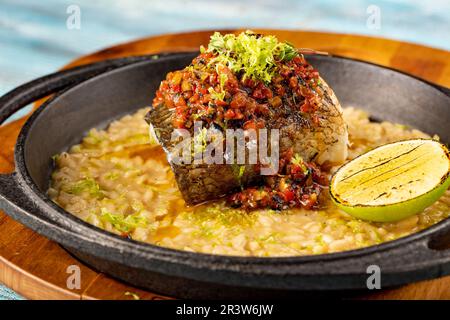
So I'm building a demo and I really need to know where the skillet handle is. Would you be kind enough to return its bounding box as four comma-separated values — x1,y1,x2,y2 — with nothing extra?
0,173,40,220
0,55,159,221
0,173,74,230
0,172,101,248
0,55,155,125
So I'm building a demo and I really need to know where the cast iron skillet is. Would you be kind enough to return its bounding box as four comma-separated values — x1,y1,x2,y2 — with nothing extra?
0,52,449,299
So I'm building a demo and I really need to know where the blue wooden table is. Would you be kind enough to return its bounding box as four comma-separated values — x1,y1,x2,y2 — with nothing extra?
0,0,449,300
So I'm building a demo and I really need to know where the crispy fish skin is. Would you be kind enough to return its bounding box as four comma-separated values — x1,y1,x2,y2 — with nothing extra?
277,77,348,165
172,164,260,205
145,77,347,205
145,106,261,205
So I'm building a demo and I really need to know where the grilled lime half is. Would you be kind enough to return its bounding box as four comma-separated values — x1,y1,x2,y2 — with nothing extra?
330,139,450,222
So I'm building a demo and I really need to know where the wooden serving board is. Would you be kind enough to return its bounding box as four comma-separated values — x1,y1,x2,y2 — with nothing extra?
1,29,450,300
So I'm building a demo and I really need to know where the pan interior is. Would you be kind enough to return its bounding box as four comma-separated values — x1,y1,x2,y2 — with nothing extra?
21,54,450,257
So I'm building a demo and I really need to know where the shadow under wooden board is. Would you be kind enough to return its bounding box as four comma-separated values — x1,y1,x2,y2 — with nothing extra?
0,29,449,300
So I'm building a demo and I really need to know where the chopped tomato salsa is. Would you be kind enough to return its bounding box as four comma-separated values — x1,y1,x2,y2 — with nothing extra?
152,52,321,131
227,148,329,211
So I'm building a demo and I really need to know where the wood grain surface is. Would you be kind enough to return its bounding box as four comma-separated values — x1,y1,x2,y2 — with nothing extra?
0,29,449,300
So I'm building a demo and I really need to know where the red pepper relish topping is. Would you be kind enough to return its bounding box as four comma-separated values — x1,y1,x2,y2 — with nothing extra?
152,31,322,130
228,148,329,211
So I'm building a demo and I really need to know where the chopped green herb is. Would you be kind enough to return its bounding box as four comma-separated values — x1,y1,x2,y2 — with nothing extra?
68,178,103,198
206,69,228,103
71,145,82,153
219,72,228,88
232,164,246,188
100,208,148,233
291,154,308,174
193,127,208,155
130,200,144,212
315,234,326,246
186,203,255,228
207,30,298,83
105,172,120,180
86,130,103,145
347,221,362,234
207,86,225,101
195,224,214,239
238,165,246,179
51,154,59,165
395,123,410,130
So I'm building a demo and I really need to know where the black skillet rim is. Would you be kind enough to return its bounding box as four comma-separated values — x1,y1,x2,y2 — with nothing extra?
9,52,450,275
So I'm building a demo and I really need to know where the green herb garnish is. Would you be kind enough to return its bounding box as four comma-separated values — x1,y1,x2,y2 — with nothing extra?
105,172,120,180
193,127,209,155
68,178,103,198
51,154,60,165
291,154,308,174
207,30,298,83
232,164,246,188
208,86,226,101
187,203,256,228
100,208,147,233
238,165,246,179
86,130,103,145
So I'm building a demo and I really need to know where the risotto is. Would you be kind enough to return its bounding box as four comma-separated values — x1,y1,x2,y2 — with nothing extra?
48,107,450,256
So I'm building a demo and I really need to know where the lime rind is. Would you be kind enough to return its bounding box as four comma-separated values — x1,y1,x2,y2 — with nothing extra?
330,139,450,222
